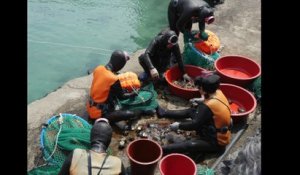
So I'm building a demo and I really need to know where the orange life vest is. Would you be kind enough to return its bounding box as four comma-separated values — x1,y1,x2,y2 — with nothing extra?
204,89,231,146
86,66,119,119
117,72,141,92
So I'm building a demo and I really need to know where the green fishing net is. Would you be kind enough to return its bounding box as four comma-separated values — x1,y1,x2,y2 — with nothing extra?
183,42,220,70
246,76,261,102
118,82,158,111
28,113,92,175
197,165,215,175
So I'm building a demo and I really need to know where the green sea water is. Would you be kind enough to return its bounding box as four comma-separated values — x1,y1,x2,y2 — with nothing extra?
28,0,169,104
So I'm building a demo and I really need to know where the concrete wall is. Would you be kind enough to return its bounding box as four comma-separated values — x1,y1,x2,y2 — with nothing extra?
28,0,261,170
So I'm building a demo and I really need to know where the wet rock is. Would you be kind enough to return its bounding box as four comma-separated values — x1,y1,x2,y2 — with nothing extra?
177,130,183,134
135,125,142,132
165,133,175,143
148,123,158,128
122,130,129,136
138,131,148,138
118,140,126,149
152,133,161,142
118,137,127,150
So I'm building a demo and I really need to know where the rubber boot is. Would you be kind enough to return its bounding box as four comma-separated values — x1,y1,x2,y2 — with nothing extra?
157,106,192,119
114,121,131,131
107,110,142,122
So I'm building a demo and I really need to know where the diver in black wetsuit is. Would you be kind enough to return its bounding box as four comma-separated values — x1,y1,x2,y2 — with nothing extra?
138,28,192,83
168,0,215,41
86,50,155,132
58,118,127,175
157,74,232,162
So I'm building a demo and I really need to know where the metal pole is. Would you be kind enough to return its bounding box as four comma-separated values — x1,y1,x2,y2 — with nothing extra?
210,123,248,170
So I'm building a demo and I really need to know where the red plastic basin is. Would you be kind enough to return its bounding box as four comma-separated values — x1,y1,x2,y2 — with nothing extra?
159,153,197,175
220,83,257,122
127,139,163,175
165,65,208,99
215,55,261,87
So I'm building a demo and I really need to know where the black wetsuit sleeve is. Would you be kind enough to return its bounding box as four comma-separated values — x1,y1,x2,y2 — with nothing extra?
143,38,159,71
172,45,185,74
58,151,73,175
198,5,214,33
110,80,136,100
179,103,213,130
176,9,193,33
198,18,205,33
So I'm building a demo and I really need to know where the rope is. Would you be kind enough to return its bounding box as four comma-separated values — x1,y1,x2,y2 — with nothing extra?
44,113,64,161
130,84,145,103
28,39,134,55
28,39,113,52
126,73,145,103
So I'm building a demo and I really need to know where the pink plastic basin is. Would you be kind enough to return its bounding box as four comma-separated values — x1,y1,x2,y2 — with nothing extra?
215,55,261,87
220,83,257,122
165,65,208,99
159,153,197,175
127,139,162,175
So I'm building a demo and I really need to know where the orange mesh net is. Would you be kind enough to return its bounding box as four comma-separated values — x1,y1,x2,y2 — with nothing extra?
194,30,220,54
117,72,141,92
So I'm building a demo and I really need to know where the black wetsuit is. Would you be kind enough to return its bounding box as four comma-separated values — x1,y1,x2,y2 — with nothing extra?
204,0,225,7
168,0,213,35
138,29,185,79
160,103,226,158
101,79,142,122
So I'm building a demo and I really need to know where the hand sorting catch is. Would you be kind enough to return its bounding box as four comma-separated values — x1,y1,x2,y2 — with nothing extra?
172,78,197,89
